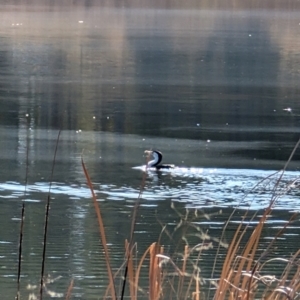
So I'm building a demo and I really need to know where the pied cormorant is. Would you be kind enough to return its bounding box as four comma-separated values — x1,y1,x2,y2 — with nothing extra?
144,150,175,170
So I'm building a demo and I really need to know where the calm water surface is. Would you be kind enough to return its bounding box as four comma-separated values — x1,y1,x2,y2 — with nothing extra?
1,2,300,299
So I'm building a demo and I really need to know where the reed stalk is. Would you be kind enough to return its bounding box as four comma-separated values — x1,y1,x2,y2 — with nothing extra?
81,155,117,300
40,130,61,299
16,127,30,300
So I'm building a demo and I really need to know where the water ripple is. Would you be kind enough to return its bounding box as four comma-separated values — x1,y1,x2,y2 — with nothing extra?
0,168,299,211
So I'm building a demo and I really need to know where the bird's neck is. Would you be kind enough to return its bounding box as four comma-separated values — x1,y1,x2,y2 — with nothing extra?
147,151,162,167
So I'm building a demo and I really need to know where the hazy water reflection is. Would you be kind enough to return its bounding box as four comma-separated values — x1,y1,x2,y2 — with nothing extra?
1,2,300,299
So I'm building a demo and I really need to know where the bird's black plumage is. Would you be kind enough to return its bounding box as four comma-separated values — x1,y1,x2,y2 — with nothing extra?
145,150,175,170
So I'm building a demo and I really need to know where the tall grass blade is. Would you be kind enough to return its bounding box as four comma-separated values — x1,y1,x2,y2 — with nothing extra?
39,130,61,299
125,240,136,300
65,278,74,300
120,153,150,299
214,138,300,300
16,126,30,300
149,242,163,300
81,155,117,300
177,245,189,297
16,203,25,300
126,242,163,299
192,269,200,300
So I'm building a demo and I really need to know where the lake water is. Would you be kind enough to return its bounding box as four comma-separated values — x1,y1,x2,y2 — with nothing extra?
1,2,300,299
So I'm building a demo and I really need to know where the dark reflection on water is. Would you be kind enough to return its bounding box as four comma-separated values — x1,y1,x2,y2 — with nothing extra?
1,2,300,299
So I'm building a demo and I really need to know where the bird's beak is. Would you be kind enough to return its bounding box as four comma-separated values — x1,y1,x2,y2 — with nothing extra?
144,150,152,156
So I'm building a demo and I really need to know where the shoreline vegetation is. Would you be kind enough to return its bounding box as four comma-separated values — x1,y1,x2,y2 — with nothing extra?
16,132,300,299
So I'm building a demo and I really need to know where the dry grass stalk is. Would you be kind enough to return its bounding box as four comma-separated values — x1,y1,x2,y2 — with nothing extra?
120,151,151,298
214,139,300,300
125,239,136,299
123,241,164,300
262,249,300,300
192,269,200,300
214,196,298,300
65,278,74,300
187,241,209,300
177,245,189,297
81,156,116,300
149,242,164,300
